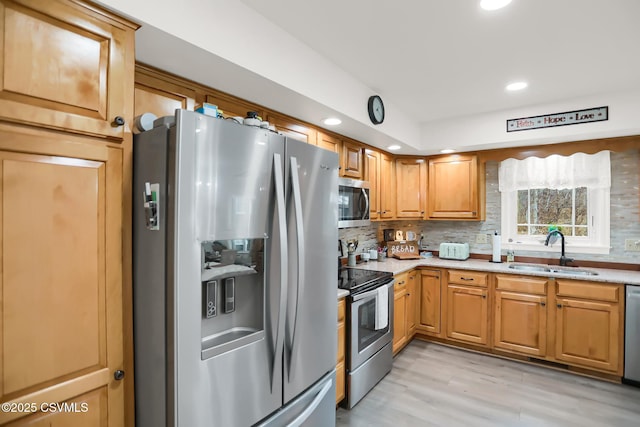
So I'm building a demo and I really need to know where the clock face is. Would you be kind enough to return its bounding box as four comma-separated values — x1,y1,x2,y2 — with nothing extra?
368,95,385,124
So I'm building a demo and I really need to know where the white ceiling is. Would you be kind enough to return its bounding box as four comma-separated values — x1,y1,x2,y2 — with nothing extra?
238,0,640,124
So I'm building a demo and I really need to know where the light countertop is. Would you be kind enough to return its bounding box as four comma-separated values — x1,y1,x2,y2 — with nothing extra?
350,257,640,285
337,288,349,300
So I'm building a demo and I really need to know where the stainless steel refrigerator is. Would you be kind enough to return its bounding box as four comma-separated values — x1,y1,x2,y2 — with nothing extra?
133,110,338,427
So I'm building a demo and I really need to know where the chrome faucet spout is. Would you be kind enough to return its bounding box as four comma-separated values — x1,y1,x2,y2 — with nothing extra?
545,230,573,266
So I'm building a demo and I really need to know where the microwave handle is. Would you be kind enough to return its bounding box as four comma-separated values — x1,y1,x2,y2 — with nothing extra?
360,188,370,219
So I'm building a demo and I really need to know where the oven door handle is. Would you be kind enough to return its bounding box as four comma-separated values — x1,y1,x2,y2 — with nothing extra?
351,280,394,301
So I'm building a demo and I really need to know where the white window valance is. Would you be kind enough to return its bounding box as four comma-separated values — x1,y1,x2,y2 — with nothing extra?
498,150,610,192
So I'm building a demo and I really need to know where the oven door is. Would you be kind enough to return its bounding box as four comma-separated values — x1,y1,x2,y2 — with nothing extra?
348,280,394,370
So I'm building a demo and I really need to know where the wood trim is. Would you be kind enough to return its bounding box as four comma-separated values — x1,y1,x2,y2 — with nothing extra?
477,135,640,163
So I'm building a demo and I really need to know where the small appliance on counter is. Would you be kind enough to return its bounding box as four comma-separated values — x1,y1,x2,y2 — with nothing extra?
438,242,470,260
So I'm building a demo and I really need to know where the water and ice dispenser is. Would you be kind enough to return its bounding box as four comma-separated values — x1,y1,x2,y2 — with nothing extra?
200,238,265,360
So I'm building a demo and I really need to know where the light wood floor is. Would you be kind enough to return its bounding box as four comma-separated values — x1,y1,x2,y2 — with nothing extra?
336,340,640,426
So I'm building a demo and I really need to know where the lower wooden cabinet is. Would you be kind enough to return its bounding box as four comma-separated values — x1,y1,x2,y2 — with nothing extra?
554,280,621,373
393,270,419,355
494,275,548,357
392,272,409,354
336,298,346,404
419,270,442,335
446,270,489,346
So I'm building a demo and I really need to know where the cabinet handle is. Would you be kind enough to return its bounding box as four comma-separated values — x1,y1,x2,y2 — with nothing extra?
472,211,477,215
540,302,546,307
112,116,125,127
481,294,487,299
406,293,410,296
345,167,350,171
114,370,125,381
461,277,474,281
557,304,562,308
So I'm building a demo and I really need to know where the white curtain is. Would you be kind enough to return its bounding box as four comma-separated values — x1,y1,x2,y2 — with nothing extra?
498,150,610,192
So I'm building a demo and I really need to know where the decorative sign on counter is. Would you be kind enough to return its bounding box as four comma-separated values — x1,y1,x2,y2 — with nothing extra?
507,106,608,132
387,241,421,260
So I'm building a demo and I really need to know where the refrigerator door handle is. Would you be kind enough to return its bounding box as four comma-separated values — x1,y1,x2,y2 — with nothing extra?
287,377,332,427
272,153,288,392
287,156,305,377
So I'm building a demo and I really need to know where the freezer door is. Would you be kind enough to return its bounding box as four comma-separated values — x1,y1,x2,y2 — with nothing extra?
171,110,286,427
284,139,339,403
257,371,336,427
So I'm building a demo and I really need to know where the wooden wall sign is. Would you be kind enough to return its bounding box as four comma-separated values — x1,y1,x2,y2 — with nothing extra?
507,106,608,132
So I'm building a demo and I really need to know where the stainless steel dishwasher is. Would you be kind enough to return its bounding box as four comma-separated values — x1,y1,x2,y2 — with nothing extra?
624,284,640,386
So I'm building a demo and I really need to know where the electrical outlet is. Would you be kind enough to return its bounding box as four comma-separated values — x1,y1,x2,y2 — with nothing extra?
624,239,640,252
476,233,488,244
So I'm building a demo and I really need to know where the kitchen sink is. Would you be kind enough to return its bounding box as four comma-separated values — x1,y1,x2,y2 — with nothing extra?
508,263,551,273
508,263,598,276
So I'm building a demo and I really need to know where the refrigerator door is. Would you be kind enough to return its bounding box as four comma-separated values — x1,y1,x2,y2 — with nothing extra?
284,139,339,403
172,111,285,427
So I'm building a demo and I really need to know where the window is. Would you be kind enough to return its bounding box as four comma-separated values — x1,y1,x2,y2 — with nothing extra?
500,151,610,254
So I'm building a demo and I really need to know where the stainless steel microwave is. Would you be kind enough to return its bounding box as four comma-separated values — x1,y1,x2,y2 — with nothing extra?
338,178,370,228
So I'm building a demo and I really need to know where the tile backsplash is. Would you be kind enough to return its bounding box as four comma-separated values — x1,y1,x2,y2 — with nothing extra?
339,149,640,264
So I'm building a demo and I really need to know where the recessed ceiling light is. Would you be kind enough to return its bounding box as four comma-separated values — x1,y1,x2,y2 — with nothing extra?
506,81,528,91
387,145,401,151
480,0,512,11
323,117,341,126
440,149,456,154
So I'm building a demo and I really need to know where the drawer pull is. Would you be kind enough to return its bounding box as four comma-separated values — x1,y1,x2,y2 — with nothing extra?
557,303,563,308
461,277,474,281
540,302,546,307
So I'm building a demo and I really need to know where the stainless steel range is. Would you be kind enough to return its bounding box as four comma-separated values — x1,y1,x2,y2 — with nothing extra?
338,268,394,408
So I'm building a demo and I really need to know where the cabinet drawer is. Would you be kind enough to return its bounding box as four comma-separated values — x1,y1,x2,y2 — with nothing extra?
448,270,487,287
496,275,547,295
556,280,620,302
338,298,346,322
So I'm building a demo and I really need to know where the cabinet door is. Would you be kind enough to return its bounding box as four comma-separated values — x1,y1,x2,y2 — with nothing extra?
0,0,136,139
420,270,442,335
364,149,380,220
266,112,317,145
341,139,363,179
494,291,547,357
134,66,196,119
316,131,341,153
393,286,407,355
446,284,488,345
428,154,479,219
396,158,427,218
379,153,396,219
0,128,123,426
555,298,620,372
406,270,419,336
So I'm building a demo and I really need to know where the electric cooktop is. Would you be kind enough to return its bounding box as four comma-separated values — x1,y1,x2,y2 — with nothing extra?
338,267,393,294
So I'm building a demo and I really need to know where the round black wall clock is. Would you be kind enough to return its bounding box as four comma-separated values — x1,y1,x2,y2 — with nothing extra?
367,95,385,125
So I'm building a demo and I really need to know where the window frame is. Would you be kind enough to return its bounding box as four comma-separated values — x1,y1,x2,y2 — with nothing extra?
501,186,610,255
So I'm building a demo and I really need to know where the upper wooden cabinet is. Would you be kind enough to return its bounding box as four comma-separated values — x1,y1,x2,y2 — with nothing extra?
134,66,196,119
316,131,341,153
341,139,364,179
0,0,137,140
427,154,480,220
364,149,380,220
266,112,317,145
379,153,396,219
205,92,264,120
396,158,427,219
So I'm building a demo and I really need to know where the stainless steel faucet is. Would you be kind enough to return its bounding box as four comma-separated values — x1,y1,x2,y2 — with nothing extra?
544,230,574,266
